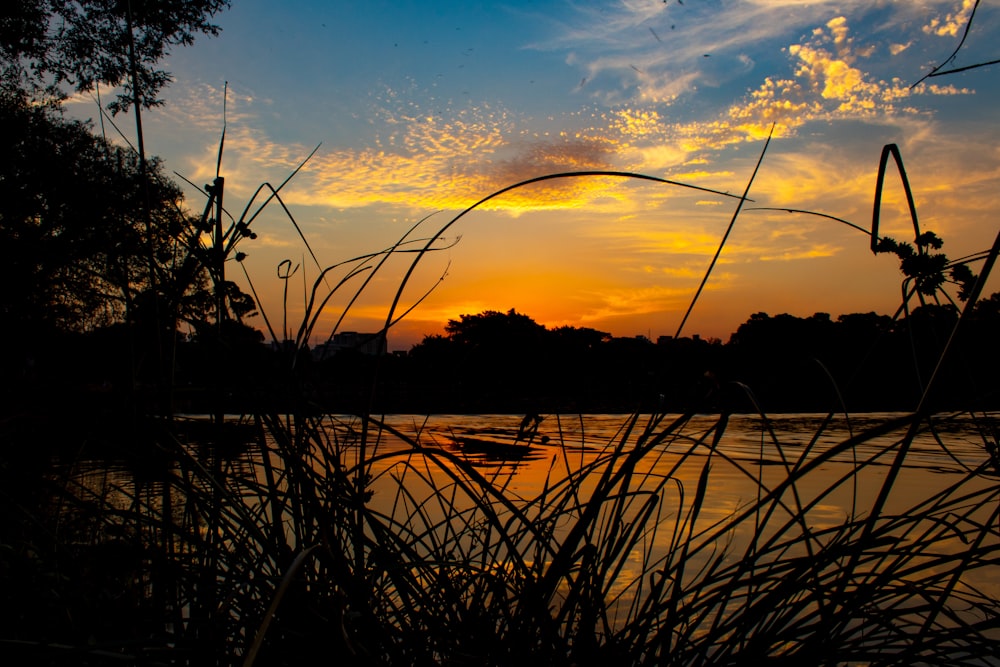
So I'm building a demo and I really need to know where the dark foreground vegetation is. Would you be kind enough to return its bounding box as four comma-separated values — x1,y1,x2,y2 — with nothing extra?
3,2,1000,665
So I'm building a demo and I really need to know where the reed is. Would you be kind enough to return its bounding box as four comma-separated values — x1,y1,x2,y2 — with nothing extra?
10,140,1000,666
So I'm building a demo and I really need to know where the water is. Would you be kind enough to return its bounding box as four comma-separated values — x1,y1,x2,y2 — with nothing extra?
353,411,997,502
69,411,999,522
316,412,997,573
376,411,994,465
58,410,1000,654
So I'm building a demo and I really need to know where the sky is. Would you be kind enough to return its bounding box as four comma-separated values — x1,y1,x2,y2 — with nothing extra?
68,0,1000,350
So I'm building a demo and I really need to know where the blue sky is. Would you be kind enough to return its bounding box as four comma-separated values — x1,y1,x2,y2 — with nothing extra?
69,0,1000,349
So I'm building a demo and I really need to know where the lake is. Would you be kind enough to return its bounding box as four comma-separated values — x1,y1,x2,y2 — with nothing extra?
352,411,995,507
57,409,1000,657
69,410,998,539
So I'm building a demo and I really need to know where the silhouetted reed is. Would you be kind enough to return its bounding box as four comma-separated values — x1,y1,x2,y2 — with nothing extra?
17,138,1000,666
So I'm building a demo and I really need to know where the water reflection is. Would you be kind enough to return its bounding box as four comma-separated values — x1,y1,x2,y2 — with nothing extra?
352,411,995,490
63,411,997,523
65,415,999,548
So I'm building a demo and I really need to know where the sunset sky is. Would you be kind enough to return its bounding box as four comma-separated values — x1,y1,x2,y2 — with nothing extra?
69,0,1000,350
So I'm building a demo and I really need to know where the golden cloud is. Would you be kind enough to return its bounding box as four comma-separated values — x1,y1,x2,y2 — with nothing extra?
826,16,852,54
668,16,973,155
923,0,977,37
924,83,973,95
593,226,733,257
671,170,736,181
757,244,842,261
164,15,976,228
573,283,712,323
210,94,675,216
612,108,664,138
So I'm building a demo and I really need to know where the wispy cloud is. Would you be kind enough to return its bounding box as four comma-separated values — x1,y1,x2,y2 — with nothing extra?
575,283,708,323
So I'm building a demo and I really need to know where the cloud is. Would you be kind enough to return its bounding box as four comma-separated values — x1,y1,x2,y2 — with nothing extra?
154,8,978,228
172,85,732,218
923,0,977,37
612,108,665,138
62,83,116,110
579,283,703,321
540,1,872,103
490,135,619,183
791,43,882,107
663,15,975,153
534,2,976,153
757,244,842,261
671,169,736,181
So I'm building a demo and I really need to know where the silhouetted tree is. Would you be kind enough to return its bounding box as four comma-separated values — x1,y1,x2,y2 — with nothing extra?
0,95,202,337
437,309,546,408
444,309,547,349
972,292,1000,322
1,0,230,110
0,93,259,415
549,325,611,352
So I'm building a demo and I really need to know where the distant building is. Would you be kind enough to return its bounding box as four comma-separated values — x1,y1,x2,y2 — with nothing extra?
312,331,387,359
657,333,704,346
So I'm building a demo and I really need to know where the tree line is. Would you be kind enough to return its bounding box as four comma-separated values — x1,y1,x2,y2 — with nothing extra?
312,304,1000,414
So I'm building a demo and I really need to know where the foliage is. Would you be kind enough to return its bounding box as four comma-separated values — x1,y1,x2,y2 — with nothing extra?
0,91,264,420
0,0,231,110
0,94,201,337
444,308,549,347
869,143,981,304
873,232,979,300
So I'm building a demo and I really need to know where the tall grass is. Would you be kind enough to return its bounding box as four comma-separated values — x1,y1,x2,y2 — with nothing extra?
10,139,1000,666
37,407,999,664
